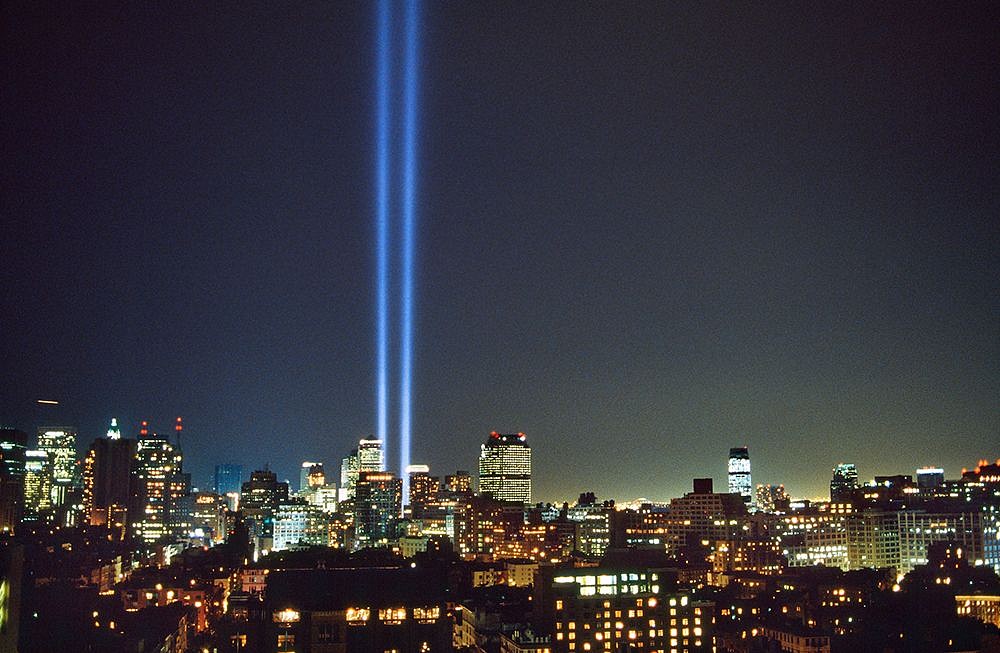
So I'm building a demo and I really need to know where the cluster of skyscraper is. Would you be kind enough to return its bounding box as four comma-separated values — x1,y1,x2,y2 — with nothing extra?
220,431,535,557
0,419,197,546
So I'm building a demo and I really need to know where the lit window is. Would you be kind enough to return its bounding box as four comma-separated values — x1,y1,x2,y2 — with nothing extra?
346,607,370,623
378,607,406,623
413,606,440,622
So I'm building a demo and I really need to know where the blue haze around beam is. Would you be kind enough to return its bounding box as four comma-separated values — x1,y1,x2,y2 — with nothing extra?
400,0,420,498
375,0,391,454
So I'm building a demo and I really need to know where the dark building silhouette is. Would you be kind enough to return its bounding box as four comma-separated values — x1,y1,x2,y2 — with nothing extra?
0,428,27,533
83,437,138,529
264,567,451,653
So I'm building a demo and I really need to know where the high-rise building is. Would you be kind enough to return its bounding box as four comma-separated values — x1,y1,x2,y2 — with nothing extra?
83,436,137,528
190,492,227,542
299,462,325,492
339,449,359,502
478,432,531,504
37,427,77,506
214,464,243,498
444,470,472,494
23,450,53,521
106,417,122,440
359,439,384,472
241,468,290,550
727,446,752,507
830,463,859,502
0,429,27,532
406,464,437,518
355,471,402,547
339,438,384,503
131,426,189,544
272,500,329,551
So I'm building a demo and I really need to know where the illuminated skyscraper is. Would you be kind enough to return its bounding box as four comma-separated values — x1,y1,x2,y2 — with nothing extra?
131,425,190,544
355,471,402,547
444,470,472,494
106,417,121,440
728,446,752,507
478,432,531,504
37,427,77,506
299,462,325,492
23,450,52,521
339,438,384,503
830,463,859,502
406,464,437,518
339,450,359,502
359,439,385,472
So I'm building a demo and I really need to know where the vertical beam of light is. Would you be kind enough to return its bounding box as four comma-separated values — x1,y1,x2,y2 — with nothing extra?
375,0,392,456
399,0,420,498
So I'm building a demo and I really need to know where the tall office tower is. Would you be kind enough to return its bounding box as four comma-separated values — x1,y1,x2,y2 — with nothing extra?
339,449,359,502
444,471,472,494
354,471,402,547
23,450,53,521
916,467,945,489
37,427,77,506
339,439,384,503
406,464,437,517
106,417,122,440
131,430,189,544
214,464,243,495
299,462,325,492
241,468,290,549
272,500,329,551
728,446,752,507
830,463,859,501
83,436,138,527
358,439,385,472
0,429,27,532
191,492,228,543
478,432,532,504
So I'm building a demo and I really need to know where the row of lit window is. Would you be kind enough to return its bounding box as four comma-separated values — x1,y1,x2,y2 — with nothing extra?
344,606,440,623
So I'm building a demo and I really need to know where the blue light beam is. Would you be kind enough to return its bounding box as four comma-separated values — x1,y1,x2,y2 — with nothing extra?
399,0,420,498
375,0,392,454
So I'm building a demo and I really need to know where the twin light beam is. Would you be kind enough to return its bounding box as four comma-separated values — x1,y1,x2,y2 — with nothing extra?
375,0,420,498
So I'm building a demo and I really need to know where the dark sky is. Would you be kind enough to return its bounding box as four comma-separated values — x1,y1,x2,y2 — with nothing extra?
2,2,997,502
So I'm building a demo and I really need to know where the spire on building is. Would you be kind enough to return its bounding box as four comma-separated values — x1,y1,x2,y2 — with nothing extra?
106,417,121,440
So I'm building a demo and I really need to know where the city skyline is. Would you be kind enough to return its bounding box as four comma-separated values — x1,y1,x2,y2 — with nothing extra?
5,413,995,506
2,3,997,503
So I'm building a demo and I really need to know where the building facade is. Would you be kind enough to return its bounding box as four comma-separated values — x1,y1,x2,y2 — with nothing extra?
355,471,402,547
479,432,532,504
728,447,752,507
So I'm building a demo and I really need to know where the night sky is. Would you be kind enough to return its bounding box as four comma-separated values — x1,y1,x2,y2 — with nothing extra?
2,2,997,502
